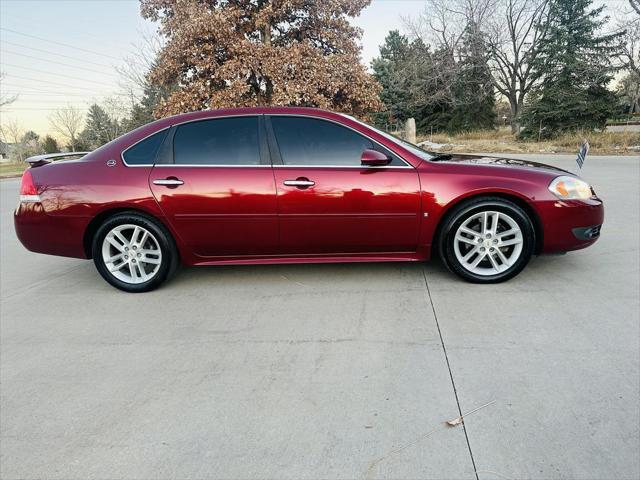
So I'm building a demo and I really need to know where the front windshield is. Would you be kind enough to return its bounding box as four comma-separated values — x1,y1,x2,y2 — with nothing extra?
340,113,435,161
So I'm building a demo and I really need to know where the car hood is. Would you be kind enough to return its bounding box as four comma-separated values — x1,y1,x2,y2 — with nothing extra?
430,153,573,176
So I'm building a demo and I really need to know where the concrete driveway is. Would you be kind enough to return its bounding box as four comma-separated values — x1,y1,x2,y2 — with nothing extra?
1,154,639,479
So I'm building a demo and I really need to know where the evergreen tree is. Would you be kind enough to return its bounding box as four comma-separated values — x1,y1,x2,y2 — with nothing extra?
447,21,496,133
123,80,172,132
83,104,114,148
372,24,495,135
41,135,59,154
20,130,42,158
21,131,39,144
371,31,413,128
520,0,624,138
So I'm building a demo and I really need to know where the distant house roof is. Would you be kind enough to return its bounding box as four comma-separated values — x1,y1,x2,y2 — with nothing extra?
0,141,10,155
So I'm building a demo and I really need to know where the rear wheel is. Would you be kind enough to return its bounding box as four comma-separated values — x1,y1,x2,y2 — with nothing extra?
440,197,535,283
92,212,178,292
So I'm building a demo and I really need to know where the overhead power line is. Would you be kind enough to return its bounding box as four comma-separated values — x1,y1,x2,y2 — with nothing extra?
1,63,119,88
1,50,118,77
11,99,91,104
1,82,130,97
1,91,96,97
6,74,115,93
1,83,98,96
0,27,122,61
0,13,134,51
2,107,89,111
1,40,116,69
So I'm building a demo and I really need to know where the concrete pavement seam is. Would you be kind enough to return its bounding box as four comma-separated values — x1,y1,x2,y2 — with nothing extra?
422,266,479,480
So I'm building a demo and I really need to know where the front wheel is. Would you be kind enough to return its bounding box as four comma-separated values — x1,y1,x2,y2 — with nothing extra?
92,212,178,292
440,198,535,283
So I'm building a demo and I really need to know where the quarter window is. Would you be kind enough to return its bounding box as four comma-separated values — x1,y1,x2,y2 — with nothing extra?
123,129,168,165
173,116,260,165
271,117,375,166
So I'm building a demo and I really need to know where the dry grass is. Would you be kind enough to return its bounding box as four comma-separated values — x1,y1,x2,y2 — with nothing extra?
0,162,27,178
418,128,640,155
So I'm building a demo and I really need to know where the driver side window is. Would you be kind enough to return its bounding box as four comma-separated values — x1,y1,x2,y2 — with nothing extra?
270,116,375,166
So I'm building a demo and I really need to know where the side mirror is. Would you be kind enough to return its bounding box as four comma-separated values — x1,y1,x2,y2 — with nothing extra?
361,149,392,167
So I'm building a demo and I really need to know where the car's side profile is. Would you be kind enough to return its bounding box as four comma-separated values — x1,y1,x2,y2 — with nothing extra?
15,107,604,292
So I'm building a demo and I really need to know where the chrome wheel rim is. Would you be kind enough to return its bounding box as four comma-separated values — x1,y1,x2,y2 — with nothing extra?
453,211,523,276
101,224,162,284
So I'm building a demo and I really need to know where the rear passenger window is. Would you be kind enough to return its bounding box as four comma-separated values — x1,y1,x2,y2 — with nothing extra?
173,117,260,165
123,129,168,165
271,116,374,166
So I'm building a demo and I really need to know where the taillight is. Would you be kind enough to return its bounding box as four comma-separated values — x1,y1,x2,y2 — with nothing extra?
19,170,41,202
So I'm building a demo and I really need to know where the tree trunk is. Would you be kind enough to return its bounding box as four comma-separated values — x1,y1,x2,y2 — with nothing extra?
260,19,272,105
509,100,519,134
630,84,640,114
510,96,525,134
262,22,271,47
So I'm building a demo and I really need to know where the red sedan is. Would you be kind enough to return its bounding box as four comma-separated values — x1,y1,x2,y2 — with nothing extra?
14,107,604,292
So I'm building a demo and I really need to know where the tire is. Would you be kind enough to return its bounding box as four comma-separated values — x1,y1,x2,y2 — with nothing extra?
92,212,179,292
439,197,535,283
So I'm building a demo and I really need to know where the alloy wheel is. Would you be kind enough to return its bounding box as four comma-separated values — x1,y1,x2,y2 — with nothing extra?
453,210,524,276
101,224,163,284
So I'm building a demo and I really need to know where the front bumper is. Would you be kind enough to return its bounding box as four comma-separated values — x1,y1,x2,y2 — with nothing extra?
538,197,604,253
572,224,602,241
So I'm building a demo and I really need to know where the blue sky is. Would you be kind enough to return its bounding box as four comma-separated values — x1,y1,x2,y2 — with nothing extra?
0,0,427,134
0,0,627,136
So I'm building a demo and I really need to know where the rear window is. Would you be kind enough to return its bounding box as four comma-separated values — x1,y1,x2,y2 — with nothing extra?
173,117,260,165
123,130,168,165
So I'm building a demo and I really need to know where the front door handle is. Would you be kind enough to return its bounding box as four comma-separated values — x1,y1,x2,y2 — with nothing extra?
153,178,184,187
283,178,315,188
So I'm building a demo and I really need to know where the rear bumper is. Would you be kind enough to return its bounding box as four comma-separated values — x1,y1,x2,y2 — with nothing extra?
14,202,89,259
538,197,604,253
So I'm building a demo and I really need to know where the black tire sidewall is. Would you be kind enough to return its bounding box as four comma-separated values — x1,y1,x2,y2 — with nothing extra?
441,198,535,283
92,212,178,292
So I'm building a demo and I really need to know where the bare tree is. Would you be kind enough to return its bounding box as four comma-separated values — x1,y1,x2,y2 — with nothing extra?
403,0,496,108
486,0,550,133
0,119,26,161
405,0,550,133
618,1,640,113
49,106,84,152
0,73,18,109
406,0,495,52
102,96,129,140
116,30,164,105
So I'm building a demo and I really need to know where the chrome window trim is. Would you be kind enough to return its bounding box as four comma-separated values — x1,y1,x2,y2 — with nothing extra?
121,113,415,169
153,164,272,168
267,113,414,169
120,127,171,168
153,164,407,169
122,114,261,168
271,165,413,169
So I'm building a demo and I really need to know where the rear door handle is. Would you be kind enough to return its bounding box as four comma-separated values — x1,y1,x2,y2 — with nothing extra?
153,178,184,186
283,179,315,188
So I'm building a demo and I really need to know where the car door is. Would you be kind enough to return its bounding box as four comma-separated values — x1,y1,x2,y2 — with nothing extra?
149,115,278,257
267,115,421,255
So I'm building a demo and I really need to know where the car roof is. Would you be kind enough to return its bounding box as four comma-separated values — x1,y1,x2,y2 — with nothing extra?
154,106,342,126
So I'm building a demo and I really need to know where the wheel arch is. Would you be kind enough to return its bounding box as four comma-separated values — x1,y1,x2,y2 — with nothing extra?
432,191,544,256
83,207,178,259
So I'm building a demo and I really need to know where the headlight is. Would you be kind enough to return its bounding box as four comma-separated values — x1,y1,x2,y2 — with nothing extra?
548,175,593,200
